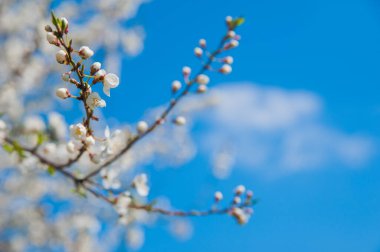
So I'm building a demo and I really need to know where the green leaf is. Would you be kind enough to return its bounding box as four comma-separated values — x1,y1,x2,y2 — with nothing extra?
37,132,45,146
234,17,245,26
71,187,87,198
51,11,58,27
47,165,55,175
12,141,25,159
2,143,14,153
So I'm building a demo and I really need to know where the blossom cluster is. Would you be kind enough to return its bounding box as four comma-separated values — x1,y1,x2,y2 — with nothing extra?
0,4,253,250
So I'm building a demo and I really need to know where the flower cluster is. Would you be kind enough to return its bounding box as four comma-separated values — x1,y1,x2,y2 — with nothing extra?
0,9,253,250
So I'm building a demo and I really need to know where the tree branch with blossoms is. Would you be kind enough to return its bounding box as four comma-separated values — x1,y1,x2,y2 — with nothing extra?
0,12,255,226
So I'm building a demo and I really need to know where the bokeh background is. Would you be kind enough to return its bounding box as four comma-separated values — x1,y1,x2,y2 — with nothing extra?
1,0,380,251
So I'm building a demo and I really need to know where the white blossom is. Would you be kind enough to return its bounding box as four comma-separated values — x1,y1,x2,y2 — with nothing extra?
85,135,95,146
171,80,182,92
66,141,76,153
86,92,106,110
194,47,203,57
100,169,121,190
182,66,191,76
214,191,223,201
56,88,70,99
199,38,206,48
219,64,232,74
78,46,94,59
90,62,101,75
103,73,120,97
136,121,148,134
115,192,132,215
197,84,207,93
223,56,234,64
227,30,236,38
55,50,68,64
132,173,149,197
234,184,246,195
231,207,251,225
70,123,87,141
46,32,58,45
173,116,186,126
196,74,210,85
61,72,71,82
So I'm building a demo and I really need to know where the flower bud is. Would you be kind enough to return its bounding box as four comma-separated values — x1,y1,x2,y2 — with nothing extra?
171,80,182,93
225,16,233,26
90,62,101,75
194,47,203,57
219,64,232,74
233,196,242,205
234,185,246,195
61,72,71,82
196,74,210,85
182,66,191,77
78,46,94,59
137,121,148,134
224,40,239,50
56,50,68,64
85,135,95,146
246,190,254,199
197,84,207,93
45,25,53,32
60,17,69,33
93,69,106,84
66,141,76,153
47,32,59,46
227,30,236,38
55,88,70,99
173,116,186,126
214,191,223,202
199,38,206,48
223,56,234,64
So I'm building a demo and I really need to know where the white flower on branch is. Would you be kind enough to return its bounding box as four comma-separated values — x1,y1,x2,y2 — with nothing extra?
90,62,101,75
224,39,239,50
0,120,7,143
173,116,186,126
46,32,59,46
115,192,132,216
214,191,223,202
194,47,203,57
132,173,149,197
231,207,252,225
100,169,121,190
55,88,70,99
85,135,96,146
103,73,120,97
219,64,232,74
61,72,71,82
223,56,234,64
234,184,246,195
86,92,106,110
56,50,68,64
199,38,206,48
196,74,210,85
182,66,191,77
136,121,148,134
69,123,87,141
171,80,182,93
197,84,207,93
78,46,94,59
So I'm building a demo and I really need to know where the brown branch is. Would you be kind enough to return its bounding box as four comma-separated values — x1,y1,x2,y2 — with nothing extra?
82,35,230,180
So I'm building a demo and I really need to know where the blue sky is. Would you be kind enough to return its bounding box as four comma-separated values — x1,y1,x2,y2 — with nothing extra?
86,0,380,251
